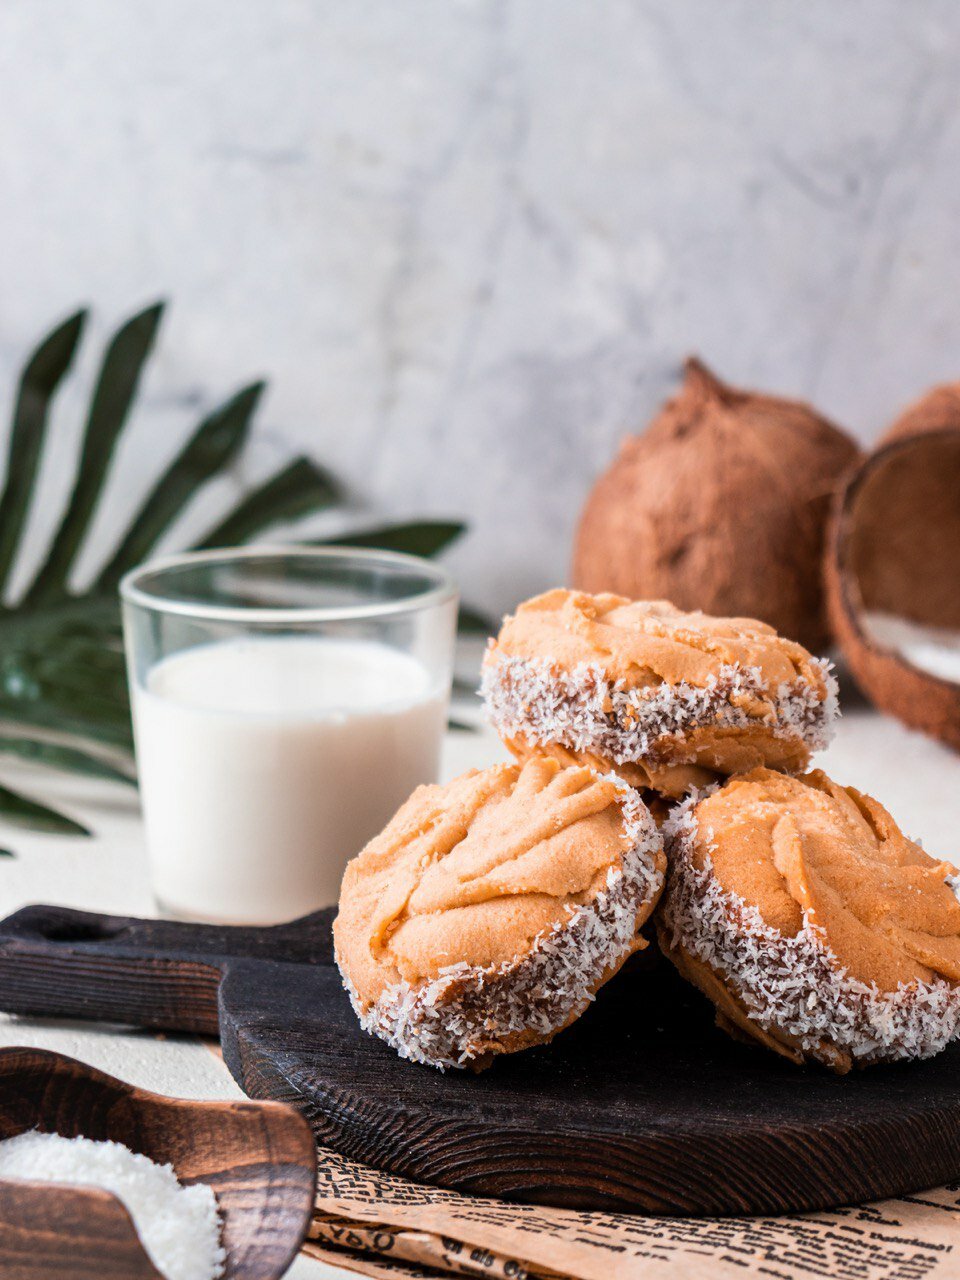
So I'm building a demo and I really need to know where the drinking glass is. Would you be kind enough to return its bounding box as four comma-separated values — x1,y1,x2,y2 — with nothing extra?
121,546,458,924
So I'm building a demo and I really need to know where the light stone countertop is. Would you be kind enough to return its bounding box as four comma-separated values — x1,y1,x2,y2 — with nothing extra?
0,708,957,1275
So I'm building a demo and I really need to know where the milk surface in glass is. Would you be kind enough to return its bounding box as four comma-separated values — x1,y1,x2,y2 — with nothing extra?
133,634,446,923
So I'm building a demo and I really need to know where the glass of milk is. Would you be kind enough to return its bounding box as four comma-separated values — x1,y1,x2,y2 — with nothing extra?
121,546,458,925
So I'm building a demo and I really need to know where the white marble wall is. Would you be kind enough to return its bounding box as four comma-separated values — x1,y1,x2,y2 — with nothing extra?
0,0,958,612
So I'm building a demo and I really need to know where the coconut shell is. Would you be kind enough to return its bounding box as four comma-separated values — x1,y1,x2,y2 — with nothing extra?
824,429,960,751
881,381,960,444
572,358,861,652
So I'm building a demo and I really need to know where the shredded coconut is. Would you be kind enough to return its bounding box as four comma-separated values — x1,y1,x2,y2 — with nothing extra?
481,655,838,779
0,1129,225,1280
341,777,664,1071
661,797,960,1066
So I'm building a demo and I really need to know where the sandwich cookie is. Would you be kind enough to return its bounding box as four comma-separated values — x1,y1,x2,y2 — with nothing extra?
334,754,665,1070
659,768,960,1071
482,590,838,798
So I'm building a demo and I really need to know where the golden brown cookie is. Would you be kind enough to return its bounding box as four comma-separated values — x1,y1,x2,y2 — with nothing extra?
334,755,665,1070
482,590,838,798
658,768,960,1071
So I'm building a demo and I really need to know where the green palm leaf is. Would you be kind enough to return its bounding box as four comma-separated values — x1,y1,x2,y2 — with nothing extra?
0,309,87,592
0,737,132,784
193,456,342,549
24,303,165,605
455,602,497,635
0,305,482,837
95,380,266,590
317,520,464,558
0,782,89,837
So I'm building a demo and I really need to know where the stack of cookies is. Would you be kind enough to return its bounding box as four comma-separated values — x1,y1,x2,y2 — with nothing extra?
335,589,960,1075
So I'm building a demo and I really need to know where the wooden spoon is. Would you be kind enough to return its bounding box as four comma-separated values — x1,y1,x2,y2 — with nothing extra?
0,1046,317,1280
0,1180,164,1278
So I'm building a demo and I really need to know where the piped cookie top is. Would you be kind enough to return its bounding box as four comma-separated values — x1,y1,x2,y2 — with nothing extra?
334,756,642,1007
691,768,960,991
486,589,828,693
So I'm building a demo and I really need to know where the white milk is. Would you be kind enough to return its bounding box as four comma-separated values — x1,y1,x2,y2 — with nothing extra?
132,636,447,924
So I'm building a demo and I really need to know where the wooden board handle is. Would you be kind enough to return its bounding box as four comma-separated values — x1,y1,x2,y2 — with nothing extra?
0,904,336,1036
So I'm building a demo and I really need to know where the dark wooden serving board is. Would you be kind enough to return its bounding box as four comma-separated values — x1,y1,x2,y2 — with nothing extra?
1,902,959,1217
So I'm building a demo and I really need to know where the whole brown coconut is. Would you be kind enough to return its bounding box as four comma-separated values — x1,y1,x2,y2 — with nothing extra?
825,429,960,751
881,380,960,444
572,358,862,652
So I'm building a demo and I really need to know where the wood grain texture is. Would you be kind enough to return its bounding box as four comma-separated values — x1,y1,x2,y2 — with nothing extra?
0,1047,317,1280
0,904,332,1034
2,905,960,1216
0,1181,164,1279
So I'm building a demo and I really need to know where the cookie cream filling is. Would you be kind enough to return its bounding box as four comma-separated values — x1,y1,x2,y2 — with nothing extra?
341,779,663,1071
481,654,839,768
661,797,960,1066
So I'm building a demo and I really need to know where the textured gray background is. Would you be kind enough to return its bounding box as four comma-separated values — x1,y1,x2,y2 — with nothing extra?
1,0,958,612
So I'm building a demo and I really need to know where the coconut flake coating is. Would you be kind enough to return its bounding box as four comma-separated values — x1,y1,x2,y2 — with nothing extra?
661,794,960,1069
481,591,838,796
482,653,838,790
340,776,663,1071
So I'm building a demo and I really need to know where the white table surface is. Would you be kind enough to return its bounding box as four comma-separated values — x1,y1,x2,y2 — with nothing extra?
1,701,958,1276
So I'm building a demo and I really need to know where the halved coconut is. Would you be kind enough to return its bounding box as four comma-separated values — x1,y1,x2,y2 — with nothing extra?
881,380,960,444
825,428,960,750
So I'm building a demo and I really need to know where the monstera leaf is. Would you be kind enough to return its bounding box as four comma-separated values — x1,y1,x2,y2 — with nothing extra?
0,303,483,836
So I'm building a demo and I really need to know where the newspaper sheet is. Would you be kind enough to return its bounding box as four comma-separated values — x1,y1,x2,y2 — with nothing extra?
310,1145,960,1280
